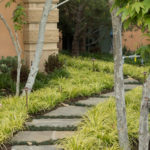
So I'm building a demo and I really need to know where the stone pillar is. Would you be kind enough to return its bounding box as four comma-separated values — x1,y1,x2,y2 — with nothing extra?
23,0,59,72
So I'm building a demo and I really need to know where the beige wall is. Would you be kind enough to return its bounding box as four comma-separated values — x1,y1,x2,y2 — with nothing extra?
0,0,59,72
24,0,59,71
122,27,150,51
0,0,24,58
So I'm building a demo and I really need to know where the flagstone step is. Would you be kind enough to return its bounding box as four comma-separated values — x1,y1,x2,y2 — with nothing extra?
44,106,88,118
12,131,74,144
75,97,107,106
101,92,115,97
124,78,139,84
125,84,141,90
26,118,81,130
11,145,62,150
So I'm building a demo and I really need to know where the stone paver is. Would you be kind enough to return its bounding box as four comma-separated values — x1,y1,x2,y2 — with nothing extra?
26,118,81,128
124,78,139,84
125,84,141,90
101,92,115,97
11,78,141,150
76,97,106,106
11,145,61,150
12,131,74,143
44,106,88,117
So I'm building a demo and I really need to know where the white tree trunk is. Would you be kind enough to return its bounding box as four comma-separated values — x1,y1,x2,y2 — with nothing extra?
23,0,53,94
139,76,150,150
16,53,21,96
23,0,70,94
109,1,130,149
15,32,22,96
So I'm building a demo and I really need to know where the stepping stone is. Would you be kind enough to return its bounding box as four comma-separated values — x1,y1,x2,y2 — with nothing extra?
12,131,74,143
101,92,115,97
124,84,139,90
11,145,61,150
76,97,107,106
44,106,88,117
26,118,81,128
124,78,139,84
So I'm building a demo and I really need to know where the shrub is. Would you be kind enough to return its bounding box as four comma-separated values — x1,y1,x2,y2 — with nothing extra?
45,54,64,74
136,45,150,64
0,73,16,96
11,65,29,83
0,56,17,73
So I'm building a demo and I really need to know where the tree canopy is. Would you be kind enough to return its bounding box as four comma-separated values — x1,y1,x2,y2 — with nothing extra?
114,0,150,31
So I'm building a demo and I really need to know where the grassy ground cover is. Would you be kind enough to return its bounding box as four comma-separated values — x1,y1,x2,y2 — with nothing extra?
0,54,149,145
60,87,142,150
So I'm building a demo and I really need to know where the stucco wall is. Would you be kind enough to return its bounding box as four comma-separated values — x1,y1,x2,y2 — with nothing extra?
0,0,59,72
0,0,24,58
122,27,150,51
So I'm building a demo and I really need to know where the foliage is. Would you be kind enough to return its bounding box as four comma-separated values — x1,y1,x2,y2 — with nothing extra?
5,0,26,31
0,54,149,144
45,54,64,74
0,56,17,73
136,45,150,64
11,65,29,83
114,0,150,32
60,87,142,150
59,0,111,53
0,73,16,97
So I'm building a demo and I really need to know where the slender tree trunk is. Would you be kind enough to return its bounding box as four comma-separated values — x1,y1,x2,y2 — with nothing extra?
72,31,80,56
80,30,86,53
15,32,22,96
23,0,53,94
23,0,70,94
109,1,130,149
16,53,22,96
139,76,150,150
0,14,22,96
72,3,84,56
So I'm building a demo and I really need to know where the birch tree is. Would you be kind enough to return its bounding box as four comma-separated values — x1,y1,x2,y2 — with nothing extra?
139,77,150,150
23,0,70,94
109,0,130,149
112,0,150,149
112,1,150,149
0,2,25,96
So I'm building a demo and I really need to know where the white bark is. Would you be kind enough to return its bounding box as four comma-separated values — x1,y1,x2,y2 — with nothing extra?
0,14,22,96
15,32,22,96
109,1,130,149
139,76,150,150
23,0,53,94
23,0,71,94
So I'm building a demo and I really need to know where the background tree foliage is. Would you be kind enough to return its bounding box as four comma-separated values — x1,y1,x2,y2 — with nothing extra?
59,0,111,55
114,0,150,31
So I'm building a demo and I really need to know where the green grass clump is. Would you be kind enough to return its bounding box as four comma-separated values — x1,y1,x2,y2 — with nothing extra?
60,87,142,150
124,64,150,82
0,54,148,144
0,55,114,144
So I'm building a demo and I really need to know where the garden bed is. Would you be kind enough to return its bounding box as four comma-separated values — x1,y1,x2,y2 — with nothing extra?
60,87,143,150
0,54,149,145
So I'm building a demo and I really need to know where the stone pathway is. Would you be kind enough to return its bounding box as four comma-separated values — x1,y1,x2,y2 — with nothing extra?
11,78,141,150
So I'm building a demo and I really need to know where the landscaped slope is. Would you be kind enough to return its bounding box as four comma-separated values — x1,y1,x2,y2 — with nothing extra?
60,87,142,150
0,54,148,144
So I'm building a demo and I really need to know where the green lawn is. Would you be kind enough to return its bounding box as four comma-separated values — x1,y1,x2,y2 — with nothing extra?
0,54,148,144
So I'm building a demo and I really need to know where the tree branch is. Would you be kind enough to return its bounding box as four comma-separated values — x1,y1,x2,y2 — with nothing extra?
0,14,20,54
15,31,22,53
51,0,70,10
